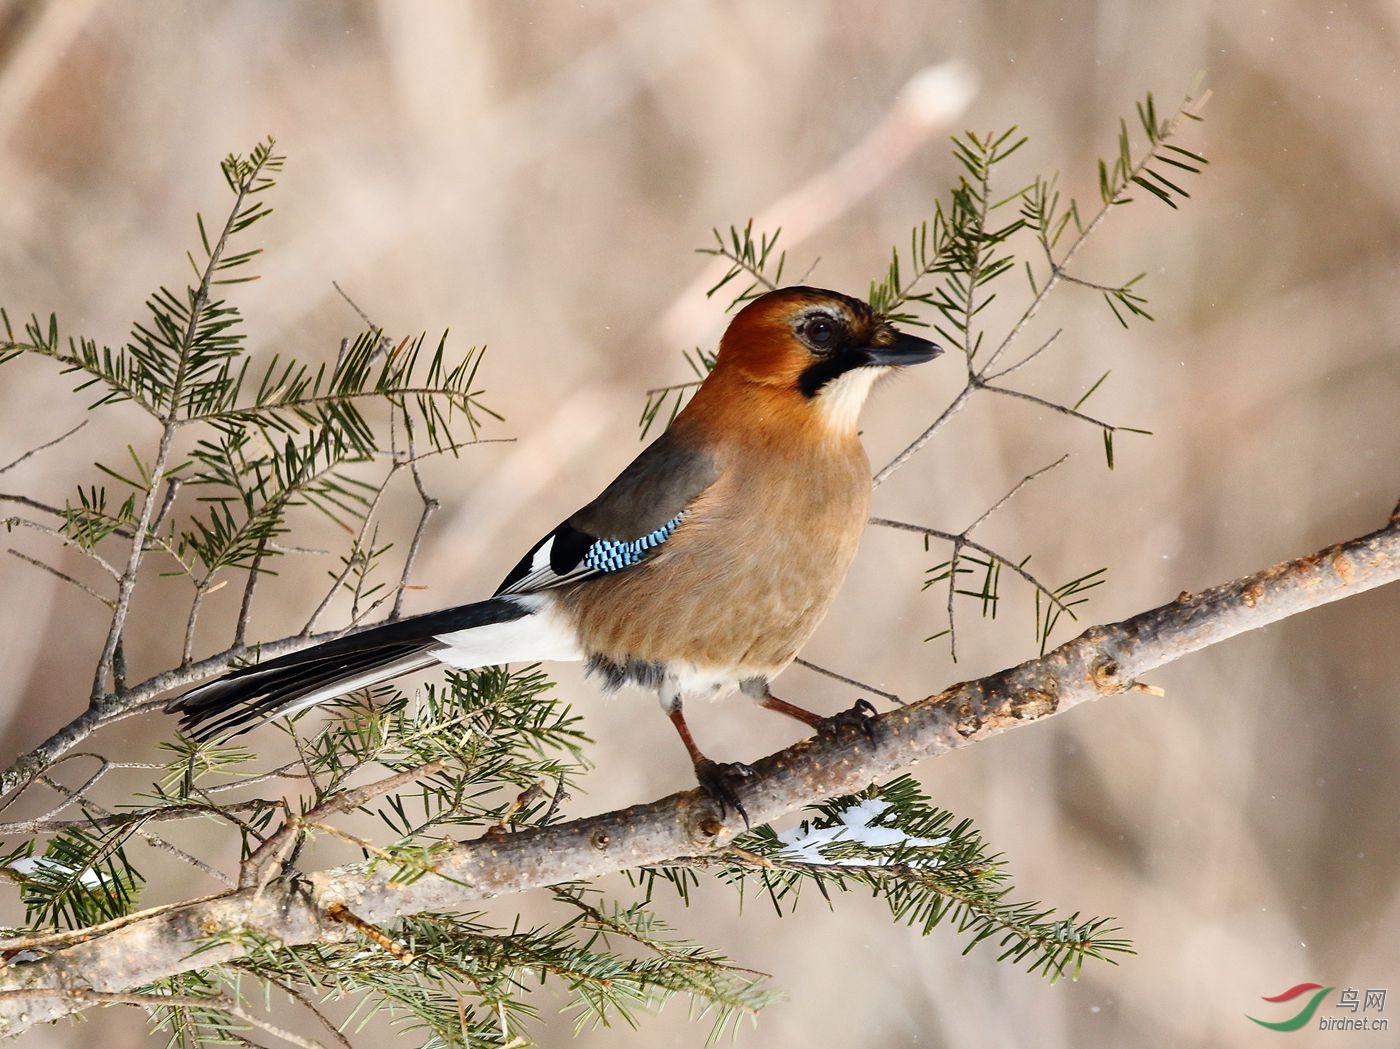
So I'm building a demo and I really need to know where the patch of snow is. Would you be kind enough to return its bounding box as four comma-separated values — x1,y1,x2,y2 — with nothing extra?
775,800,948,867
8,856,110,889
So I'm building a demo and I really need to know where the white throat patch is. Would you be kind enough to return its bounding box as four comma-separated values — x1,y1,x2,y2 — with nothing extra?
814,365,887,432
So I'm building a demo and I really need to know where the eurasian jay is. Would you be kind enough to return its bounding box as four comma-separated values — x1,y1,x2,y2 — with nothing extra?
168,287,940,817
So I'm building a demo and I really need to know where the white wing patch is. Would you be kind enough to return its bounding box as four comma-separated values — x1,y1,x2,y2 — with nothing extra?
432,595,584,668
496,534,596,596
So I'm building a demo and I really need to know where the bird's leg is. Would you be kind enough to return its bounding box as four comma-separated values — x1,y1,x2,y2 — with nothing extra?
662,691,754,826
754,691,827,729
665,703,709,767
743,679,880,743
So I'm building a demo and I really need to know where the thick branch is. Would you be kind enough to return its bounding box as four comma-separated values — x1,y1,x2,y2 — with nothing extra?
1,511,1396,1033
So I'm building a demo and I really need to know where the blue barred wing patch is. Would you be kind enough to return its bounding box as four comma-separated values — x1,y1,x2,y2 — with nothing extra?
584,512,684,573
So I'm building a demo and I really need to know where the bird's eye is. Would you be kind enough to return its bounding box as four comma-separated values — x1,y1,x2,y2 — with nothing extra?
802,315,838,350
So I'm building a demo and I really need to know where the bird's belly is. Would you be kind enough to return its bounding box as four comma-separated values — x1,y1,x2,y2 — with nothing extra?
561,495,866,696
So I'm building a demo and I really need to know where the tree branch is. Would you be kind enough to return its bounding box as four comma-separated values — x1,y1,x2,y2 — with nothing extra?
89,157,267,704
0,630,346,798
0,508,1395,1034
0,422,87,475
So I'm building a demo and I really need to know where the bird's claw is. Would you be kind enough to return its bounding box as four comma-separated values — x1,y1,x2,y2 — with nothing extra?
819,698,880,744
692,759,756,828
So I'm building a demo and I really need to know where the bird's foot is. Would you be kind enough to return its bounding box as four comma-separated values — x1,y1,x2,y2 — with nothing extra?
692,758,757,828
817,698,880,744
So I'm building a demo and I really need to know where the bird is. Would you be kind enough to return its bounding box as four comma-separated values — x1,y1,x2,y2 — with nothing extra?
167,286,941,820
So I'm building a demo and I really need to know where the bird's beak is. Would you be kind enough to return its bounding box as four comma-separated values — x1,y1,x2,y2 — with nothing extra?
864,329,942,367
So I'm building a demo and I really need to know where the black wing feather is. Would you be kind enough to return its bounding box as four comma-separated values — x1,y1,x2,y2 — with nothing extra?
167,597,529,739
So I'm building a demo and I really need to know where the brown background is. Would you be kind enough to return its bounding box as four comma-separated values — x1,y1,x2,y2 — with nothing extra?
0,2,1397,1047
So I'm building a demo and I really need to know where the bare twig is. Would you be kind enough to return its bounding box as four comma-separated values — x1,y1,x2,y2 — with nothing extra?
792,658,904,706
0,492,67,518
0,509,1394,1034
0,752,111,821
248,971,355,1049
198,761,310,795
313,760,448,819
1058,270,1136,294
943,535,965,658
183,578,222,666
980,381,1123,432
331,280,393,359
234,544,266,648
0,421,87,475
149,476,182,536
0,799,269,837
392,414,439,621
5,549,112,607
30,763,111,820
981,328,1062,383
267,542,332,556
965,455,1067,536
0,755,172,818
220,1001,330,1049
490,782,548,832
871,383,974,488
540,772,570,826
31,773,234,888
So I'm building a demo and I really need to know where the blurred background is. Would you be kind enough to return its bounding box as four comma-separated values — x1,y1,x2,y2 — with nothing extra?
0,2,1397,1047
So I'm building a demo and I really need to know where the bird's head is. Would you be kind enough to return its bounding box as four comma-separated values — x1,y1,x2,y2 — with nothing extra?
712,287,941,433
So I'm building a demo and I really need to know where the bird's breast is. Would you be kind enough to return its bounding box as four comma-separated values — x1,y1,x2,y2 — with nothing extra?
558,438,871,695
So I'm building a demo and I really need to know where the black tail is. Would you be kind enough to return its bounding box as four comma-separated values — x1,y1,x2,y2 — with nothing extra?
166,598,529,741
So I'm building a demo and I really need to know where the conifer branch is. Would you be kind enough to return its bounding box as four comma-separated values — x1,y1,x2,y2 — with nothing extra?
0,508,1393,1034
2,517,122,579
0,631,345,797
873,456,1070,659
871,91,1207,488
0,97,1327,1044
89,145,280,705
